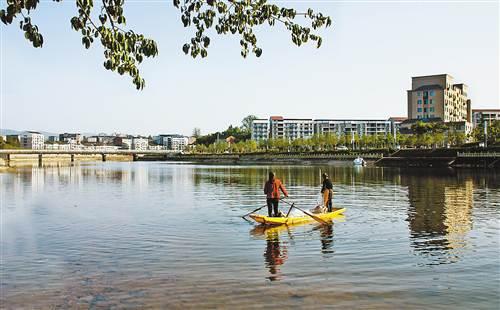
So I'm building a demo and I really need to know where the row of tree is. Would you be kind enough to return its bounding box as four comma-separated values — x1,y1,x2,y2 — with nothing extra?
192,115,257,145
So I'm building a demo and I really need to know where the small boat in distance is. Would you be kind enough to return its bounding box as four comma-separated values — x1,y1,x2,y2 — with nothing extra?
353,156,366,166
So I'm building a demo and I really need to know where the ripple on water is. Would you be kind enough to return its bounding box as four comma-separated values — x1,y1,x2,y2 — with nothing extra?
1,163,499,309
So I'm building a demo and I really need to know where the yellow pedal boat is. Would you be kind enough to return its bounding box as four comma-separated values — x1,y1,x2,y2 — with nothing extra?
249,208,346,226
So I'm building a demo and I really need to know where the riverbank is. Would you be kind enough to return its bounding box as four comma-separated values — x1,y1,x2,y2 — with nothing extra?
148,148,500,168
1,148,498,168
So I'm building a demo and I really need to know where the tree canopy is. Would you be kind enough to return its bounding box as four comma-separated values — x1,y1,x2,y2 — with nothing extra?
1,0,332,90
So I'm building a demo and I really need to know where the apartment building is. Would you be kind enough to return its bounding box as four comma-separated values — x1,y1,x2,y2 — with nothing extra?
155,134,188,151
132,137,149,150
388,117,408,136
113,137,133,149
407,74,471,122
268,116,314,140
472,109,500,127
251,119,270,140
252,117,397,141
47,135,59,142
20,131,45,149
314,119,392,137
59,133,82,144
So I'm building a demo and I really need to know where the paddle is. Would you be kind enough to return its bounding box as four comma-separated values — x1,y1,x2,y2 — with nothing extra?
241,204,267,218
281,199,329,225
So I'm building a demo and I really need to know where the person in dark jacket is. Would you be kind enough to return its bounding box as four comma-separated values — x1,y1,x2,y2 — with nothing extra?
321,173,334,212
264,172,289,217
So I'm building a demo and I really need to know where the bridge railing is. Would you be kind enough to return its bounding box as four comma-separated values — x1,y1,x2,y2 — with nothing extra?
457,152,500,158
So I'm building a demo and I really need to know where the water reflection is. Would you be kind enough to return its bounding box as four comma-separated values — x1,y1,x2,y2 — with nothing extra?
1,162,498,308
404,172,474,265
251,222,337,281
314,224,335,255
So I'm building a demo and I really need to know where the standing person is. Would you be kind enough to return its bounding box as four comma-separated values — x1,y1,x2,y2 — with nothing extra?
321,173,334,212
264,172,289,217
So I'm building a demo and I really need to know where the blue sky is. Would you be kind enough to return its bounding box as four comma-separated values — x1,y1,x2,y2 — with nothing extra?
1,0,498,136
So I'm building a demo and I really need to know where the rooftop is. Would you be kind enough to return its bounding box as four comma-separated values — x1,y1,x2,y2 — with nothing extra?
472,109,500,112
413,84,444,91
412,73,452,79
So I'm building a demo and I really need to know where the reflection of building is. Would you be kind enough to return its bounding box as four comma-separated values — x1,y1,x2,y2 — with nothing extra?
404,175,473,264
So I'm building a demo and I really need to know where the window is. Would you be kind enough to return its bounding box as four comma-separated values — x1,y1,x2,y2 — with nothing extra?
430,107,435,112
430,90,435,96
429,99,433,104
417,100,422,105
417,108,422,112
430,114,435,118
417,115,421,119
424,99,428,105
417,92,421,97
424,108,427,112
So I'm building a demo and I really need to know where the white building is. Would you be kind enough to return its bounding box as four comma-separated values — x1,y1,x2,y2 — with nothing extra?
20,131,45,149
251,119,270,140
132,137,149,150
269,116,314,140
252,116,398,141
472,109,500,127
155,134,189,151
314,119,392,137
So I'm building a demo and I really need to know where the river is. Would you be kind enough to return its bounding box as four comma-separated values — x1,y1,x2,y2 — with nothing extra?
1,162,499,308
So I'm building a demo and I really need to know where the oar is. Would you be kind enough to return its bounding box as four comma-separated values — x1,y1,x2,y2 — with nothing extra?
281,199,329,225
241,204,266,218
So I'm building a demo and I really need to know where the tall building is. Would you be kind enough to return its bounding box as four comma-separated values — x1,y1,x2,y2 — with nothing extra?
20,131,44,149
472,109,500,127
407,74,471,122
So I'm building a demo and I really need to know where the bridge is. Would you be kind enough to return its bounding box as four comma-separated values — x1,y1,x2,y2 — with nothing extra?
0,149,181,166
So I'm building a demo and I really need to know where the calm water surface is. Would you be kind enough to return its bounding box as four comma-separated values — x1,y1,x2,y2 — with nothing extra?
1,162,499,309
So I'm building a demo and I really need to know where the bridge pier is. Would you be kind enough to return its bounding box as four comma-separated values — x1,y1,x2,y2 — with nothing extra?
38,154,43,167
133,154,139,161
102,154,107,162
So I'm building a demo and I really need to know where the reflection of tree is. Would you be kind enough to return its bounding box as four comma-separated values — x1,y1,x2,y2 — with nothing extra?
263,230,288,282
403,173,473,265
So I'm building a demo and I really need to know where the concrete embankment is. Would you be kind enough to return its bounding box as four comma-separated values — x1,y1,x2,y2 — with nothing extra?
145,152,388,164
375,148,500,168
